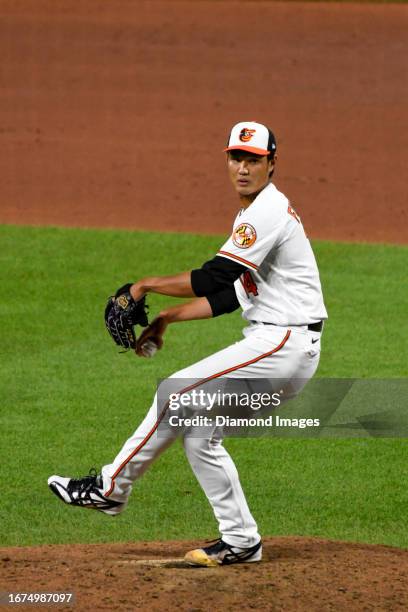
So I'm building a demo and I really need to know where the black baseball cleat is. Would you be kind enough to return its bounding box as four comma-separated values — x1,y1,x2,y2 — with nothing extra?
184,538,262,567
47,469,123,515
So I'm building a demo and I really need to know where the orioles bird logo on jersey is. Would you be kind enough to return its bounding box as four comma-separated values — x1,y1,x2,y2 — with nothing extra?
239,128,256,143
232,223,257,249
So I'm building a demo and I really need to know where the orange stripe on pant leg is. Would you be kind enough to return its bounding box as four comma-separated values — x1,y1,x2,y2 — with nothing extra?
104,330,291,497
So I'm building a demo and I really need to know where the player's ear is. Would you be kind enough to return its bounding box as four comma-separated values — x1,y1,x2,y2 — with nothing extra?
268,154,277,178
268,153,277,169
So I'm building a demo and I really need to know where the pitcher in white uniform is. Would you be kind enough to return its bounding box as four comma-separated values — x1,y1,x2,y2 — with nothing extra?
48,121,328,567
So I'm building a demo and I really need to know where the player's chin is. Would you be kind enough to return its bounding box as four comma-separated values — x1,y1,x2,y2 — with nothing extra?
235,183,253,195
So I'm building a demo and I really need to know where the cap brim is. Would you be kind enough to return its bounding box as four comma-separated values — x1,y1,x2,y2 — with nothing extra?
224,145,270,155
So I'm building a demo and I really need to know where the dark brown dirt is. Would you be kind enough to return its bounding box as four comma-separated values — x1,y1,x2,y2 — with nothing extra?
2,537,408,611
0,0,407,243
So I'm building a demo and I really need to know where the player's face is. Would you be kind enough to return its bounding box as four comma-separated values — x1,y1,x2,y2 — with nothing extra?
227,151,275,200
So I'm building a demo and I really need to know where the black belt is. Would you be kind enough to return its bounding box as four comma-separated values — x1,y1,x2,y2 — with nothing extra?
307,321,323,333
251,320,323,333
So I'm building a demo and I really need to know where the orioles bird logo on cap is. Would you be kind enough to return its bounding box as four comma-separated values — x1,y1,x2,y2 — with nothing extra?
239,128,256,143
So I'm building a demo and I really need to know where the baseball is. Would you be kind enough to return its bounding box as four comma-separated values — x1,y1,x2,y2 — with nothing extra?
141,339,158,358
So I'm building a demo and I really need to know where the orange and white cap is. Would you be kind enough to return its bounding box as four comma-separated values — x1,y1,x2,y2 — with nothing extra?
224,121,277,156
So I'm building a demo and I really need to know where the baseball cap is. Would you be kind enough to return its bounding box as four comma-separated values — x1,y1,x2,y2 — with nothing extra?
224,121,277,156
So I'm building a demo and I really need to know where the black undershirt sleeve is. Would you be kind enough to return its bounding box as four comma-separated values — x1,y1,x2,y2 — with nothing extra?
206,287,240,317
191,255,247,297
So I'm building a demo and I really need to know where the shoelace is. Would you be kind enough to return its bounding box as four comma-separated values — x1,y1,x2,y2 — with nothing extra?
203,538,226,553
67,468,99,494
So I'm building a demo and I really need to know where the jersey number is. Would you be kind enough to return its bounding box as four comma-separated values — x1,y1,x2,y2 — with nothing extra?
288,204,301,223
241,271,258,297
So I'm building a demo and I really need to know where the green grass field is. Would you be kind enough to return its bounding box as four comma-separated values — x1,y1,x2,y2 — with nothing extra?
1,225,407,548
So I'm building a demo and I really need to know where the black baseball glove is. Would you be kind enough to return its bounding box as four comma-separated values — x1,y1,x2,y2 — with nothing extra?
104,283,149,350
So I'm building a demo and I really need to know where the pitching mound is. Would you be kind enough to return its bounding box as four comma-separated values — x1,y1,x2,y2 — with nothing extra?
1,537,408,611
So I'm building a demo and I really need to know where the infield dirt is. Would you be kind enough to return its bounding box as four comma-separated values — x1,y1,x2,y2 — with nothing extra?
0,0,407,243
1,1,408,610
2,537,408,611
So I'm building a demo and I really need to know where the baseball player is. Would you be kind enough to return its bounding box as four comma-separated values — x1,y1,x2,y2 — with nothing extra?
48,121,328,567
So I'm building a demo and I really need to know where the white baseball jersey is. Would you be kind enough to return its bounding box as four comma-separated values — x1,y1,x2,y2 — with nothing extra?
218,182,328,326
100,182,327,553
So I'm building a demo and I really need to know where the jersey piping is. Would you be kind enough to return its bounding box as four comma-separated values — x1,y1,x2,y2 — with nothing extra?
218,250,259,271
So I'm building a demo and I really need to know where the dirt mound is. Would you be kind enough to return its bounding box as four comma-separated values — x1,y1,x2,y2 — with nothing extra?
1,537,408,611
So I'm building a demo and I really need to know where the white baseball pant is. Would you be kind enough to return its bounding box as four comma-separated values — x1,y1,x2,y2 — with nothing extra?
101,323,321,547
